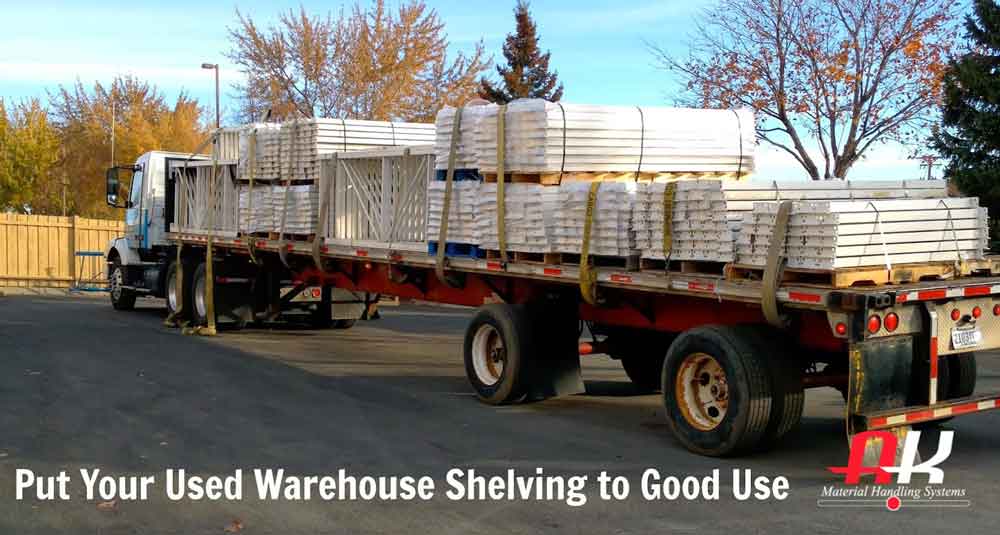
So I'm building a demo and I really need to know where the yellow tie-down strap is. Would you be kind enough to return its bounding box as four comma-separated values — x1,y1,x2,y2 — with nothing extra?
496,104,508,263
661,181,676,263
435,106,463,286
579,181,601,305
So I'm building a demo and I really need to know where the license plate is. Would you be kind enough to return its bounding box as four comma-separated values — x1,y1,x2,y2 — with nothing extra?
951,328,982,350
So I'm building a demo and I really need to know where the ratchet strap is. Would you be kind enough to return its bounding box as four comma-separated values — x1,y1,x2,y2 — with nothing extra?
312,153,336,270
434,106,463,286
761,200,792,328
579,181,601,305
496,104,508,263
278,120,298,268
661,182,677,264
246,129,260,264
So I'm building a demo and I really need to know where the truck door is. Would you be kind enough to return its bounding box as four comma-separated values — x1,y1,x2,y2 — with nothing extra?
125,165,145,247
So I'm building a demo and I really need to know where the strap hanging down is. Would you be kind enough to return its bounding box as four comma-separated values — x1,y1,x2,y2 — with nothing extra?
761,200,792,328
312,153,336,270
434,106,464,286
246,129,260,265
496,104,509,263
579,181,601,305
661,182,677,264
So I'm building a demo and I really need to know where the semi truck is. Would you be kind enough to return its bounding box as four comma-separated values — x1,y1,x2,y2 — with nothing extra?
103,131,1000,458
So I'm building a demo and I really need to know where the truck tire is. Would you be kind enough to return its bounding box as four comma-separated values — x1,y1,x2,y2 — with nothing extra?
165,261,192,320
662,325,773,457
109,259,136,311
464,304,535,405
191,262,211,326
332,319,357,329
743,327,804,448
948,353,977,398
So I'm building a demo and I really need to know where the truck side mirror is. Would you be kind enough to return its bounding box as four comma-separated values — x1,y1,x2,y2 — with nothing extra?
106,167,120,207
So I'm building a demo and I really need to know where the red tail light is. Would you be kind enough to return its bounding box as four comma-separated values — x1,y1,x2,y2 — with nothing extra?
951,309,961,321
972,306,982,319
835,322,847,336
884,313,899,332
867,315,881,334
993,304,1000,316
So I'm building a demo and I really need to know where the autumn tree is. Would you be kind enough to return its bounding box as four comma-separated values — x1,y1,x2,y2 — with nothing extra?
227,0,490,123
479,0,563,104
653,0,957,180
933,0,1000,220
48,76,206,218
0,98,61,214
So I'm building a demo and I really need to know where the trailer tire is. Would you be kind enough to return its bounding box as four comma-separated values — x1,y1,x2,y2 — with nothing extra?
464,304,534,405
744,327,804,449
662,325,773,457
332,319,357,330
165,261,193,320
109,259,136,311
948,353,977,398
191,262,211,326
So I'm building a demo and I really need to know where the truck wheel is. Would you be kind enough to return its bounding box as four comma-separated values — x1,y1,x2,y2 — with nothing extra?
332,319,357,329
191,262,211,326
662,325,773,457
165,261,192,320
948,353,977,398
744,327,804,448
464,304,534,405
109,259,136,311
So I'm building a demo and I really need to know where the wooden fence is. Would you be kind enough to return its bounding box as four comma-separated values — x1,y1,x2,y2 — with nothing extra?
0,214,124,288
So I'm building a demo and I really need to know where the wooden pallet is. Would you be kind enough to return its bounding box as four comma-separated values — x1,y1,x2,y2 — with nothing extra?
640,258,729,276
481,171,746,185
724,261,992,288
485,249,640,270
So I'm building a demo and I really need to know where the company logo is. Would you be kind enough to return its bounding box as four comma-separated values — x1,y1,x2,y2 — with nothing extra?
818,430,970,511
827,430,952,485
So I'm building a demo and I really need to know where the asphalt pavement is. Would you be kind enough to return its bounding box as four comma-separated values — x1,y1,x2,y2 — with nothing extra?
1,295,997,534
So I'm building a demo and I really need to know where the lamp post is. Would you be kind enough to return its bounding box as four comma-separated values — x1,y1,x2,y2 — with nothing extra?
201,63,220,128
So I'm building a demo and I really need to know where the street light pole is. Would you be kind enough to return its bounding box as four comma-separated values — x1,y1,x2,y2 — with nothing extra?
201,63,220,128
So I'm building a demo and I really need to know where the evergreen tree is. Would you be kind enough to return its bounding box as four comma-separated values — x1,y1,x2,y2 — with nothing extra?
933,0,1000,222
479,0,563,103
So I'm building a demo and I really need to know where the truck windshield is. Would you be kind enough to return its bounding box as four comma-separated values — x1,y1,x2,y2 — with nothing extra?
129,168,144,208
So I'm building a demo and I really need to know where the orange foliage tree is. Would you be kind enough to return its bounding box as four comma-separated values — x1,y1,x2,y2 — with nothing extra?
227,0,490,123
653,0,957,179
48,76,206,218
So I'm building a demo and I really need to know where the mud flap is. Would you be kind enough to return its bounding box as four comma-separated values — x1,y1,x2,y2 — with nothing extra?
526,299,585,400
847,336,919,465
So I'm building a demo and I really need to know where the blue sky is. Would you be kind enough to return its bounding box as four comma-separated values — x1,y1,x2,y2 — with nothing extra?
0,0,931,180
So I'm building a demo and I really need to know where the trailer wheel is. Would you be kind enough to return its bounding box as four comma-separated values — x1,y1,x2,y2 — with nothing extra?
109,259,136,311
662,326,772,456
165,261,193,320
745,328,804,448
948,353,977,398
464,304,533,405
191,262,210,326
332,319,357,329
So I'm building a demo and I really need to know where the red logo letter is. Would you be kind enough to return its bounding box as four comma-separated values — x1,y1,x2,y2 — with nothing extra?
828,431,898,484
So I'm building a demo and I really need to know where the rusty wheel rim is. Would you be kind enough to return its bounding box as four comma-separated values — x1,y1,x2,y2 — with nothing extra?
674,352,729,431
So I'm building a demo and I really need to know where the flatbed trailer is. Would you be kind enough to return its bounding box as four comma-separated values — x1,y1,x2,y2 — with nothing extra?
165,224,1000,457
107,136,1000,458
